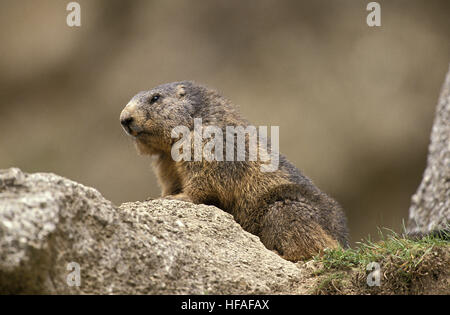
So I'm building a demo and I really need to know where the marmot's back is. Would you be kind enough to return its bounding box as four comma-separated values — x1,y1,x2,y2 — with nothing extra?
120,81,348,260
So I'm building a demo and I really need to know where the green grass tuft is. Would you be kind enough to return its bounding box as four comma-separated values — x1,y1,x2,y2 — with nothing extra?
312,226,449,294
315,227,449,271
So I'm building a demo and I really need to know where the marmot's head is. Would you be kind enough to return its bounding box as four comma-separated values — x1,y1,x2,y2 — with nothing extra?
120,81,215,155
121,81,242,156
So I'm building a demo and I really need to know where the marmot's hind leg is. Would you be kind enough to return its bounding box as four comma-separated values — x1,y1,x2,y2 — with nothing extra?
259,200,339,261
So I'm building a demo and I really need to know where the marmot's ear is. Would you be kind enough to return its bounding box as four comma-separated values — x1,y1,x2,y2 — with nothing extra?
176,85,186,98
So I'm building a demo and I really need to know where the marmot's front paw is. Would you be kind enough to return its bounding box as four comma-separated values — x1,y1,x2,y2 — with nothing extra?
162,193,193,203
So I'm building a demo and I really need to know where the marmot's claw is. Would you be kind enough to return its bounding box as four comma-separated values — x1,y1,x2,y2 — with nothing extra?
162,193,193,203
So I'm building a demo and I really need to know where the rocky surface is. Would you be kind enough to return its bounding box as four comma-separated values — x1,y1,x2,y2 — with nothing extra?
1,167,448,295
0,168,302,294
408,66,450,234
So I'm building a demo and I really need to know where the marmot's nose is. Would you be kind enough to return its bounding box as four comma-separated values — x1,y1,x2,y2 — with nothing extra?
120,116,134,128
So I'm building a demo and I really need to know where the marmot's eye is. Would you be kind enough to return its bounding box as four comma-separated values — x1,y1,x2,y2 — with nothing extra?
149,94,160,104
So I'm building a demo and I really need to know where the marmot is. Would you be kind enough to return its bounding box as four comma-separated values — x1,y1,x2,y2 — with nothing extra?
120,81,348,261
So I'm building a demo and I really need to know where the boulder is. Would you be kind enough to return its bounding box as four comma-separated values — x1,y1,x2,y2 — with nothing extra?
408,66,450,234
0,168,301,294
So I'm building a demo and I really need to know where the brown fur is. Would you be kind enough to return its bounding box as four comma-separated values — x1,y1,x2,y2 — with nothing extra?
120,81,349,261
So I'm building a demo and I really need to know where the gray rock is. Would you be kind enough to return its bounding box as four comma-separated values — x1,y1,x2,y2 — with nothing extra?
408,66,450,234
0,168,301,294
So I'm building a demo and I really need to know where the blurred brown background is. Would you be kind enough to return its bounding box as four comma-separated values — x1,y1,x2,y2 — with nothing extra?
0,0,449,245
